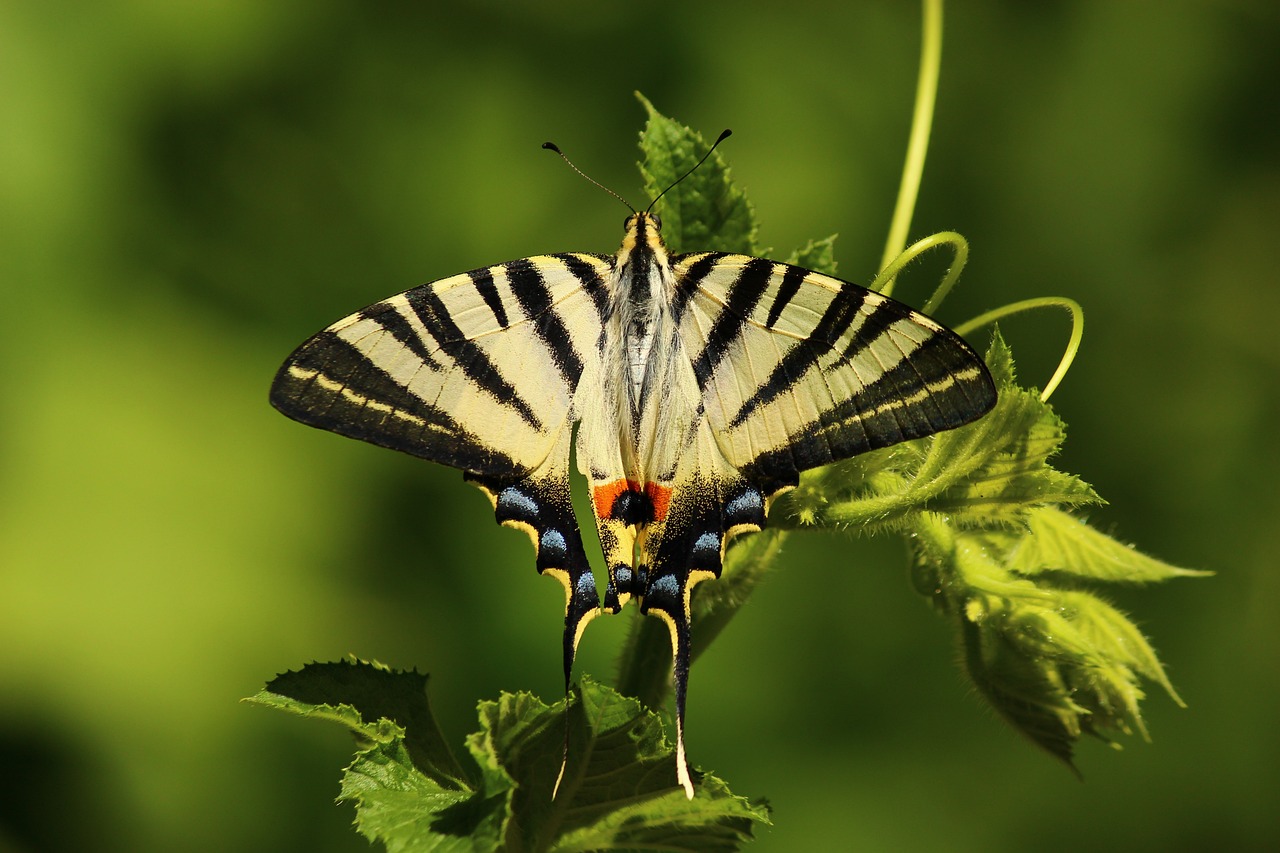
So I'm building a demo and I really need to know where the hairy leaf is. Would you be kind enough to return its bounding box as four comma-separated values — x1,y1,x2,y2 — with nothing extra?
249,662,768,852
784,235,839,277
1008,507,1208,584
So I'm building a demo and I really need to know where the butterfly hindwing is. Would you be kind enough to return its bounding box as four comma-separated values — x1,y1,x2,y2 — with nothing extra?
632,421,767,798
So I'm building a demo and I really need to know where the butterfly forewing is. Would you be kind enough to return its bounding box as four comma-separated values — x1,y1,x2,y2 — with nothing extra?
271,253,611,479
673,254,996,493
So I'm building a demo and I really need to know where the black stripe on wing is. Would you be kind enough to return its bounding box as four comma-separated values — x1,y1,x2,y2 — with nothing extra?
551,252,613,324
402,285,543,431
764,265,806,329
467,267,510,328
361,299,445,373
671,252,728,323
727,284,870,429
505,257,585,387
270,331,527,477
689,258,773,391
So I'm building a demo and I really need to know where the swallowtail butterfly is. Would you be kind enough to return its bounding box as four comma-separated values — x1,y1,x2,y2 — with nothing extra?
270,135,997,798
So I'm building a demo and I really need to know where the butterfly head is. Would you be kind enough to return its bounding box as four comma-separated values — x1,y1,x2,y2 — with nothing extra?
620,211,668,258
625,211,662,232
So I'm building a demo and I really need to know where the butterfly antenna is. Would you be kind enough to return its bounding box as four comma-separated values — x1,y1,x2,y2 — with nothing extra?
646,128,733,213
543,142,636,213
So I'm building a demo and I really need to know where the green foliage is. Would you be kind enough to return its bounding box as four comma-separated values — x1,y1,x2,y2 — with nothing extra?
636,93,757,256
251,98,1202,849
760,332,1202,762
783,236,839,278
248,661,767,853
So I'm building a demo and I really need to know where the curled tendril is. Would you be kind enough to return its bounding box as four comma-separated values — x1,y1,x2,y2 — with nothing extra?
872,230,970,314
876,229,1084,404
956,297,1085,402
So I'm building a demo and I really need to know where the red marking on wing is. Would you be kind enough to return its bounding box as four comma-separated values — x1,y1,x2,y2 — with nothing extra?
591,479,673,524
644,482,672,523
592,479,634,520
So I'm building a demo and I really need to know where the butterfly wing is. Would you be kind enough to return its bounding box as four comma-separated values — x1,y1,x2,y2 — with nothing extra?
271,253,612,476
270,252,614,692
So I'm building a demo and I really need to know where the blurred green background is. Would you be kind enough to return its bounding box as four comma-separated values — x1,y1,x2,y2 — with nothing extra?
2,1,1276,850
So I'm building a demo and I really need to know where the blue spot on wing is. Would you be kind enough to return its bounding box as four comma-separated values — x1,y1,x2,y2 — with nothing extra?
725,490,763,518
540,529,567,559
693,532,720,556
651,575,680,598
497,487,539,521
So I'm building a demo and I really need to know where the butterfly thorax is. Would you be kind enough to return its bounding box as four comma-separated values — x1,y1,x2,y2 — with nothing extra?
613,213,670,405
603,212,697,486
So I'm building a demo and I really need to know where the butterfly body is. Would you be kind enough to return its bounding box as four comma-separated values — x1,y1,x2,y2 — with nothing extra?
271,210,996,798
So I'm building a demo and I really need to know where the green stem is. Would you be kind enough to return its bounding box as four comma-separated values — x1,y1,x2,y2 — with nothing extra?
616,616,677,710
879,0,944,293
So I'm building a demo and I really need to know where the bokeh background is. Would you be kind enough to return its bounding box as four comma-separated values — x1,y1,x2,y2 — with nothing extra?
2,2,1276,850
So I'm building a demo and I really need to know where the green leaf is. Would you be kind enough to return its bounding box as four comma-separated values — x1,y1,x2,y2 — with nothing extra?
343,739,504,853
636,93,758,255
929,359,1101,524
250,658,474,790
784,235,839,277
1008,506,1210,584
248,662,768,852
535,680,769,852
765,330,1204,765
950,576,1178,761
247,660,500,851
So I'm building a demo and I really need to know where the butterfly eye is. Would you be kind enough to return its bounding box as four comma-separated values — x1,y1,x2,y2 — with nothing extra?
651,214,663,231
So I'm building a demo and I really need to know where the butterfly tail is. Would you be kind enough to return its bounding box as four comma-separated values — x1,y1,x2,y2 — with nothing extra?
553,569,600,799
467,431,600,799
671,612,696,799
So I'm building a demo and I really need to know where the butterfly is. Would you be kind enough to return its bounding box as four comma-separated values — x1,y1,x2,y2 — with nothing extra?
270,133,997,798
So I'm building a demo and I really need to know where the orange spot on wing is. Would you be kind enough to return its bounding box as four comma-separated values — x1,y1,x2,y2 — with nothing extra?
644,482,672,523
592,479,634,520
591,479,673,524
